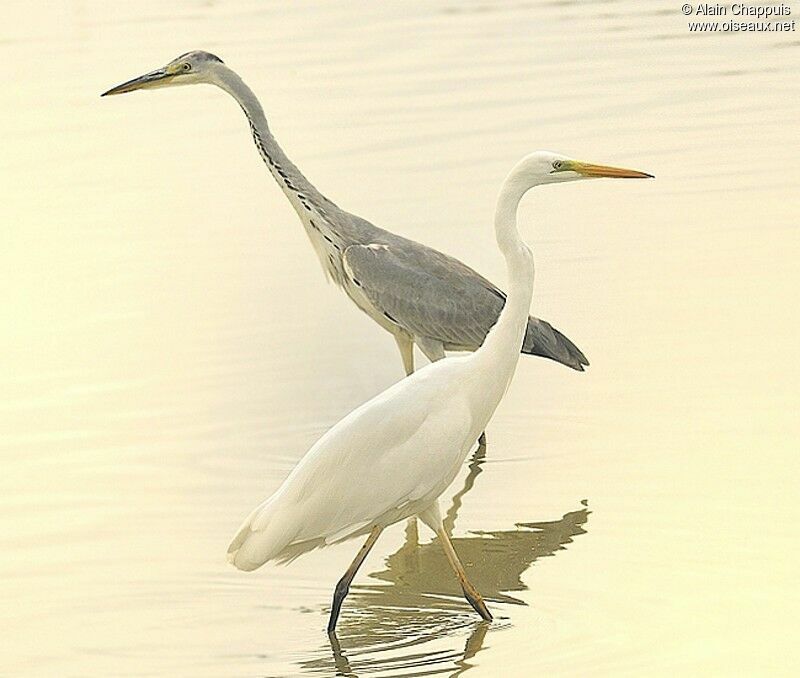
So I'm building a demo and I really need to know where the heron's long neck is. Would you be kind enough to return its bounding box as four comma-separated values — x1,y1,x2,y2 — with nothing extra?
214,68,333,219
471,176,535,385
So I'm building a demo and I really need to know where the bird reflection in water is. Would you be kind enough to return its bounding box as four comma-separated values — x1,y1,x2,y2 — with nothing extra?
299,443,590,676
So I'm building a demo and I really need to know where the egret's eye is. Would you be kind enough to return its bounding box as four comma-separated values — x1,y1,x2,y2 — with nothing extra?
181,63,192,72
552,160,563,170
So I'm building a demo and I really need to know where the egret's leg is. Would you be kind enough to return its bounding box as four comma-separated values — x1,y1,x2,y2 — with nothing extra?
436,525,492,621
327,526,383,634
393,333,415,377
419,503,492,621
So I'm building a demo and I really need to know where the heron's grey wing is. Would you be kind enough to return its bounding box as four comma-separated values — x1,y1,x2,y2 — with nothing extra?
343,244,490,349
342,243,588,370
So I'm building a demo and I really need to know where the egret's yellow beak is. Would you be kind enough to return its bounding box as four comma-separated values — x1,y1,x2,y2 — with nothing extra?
565,160,653,179
101,68,175,96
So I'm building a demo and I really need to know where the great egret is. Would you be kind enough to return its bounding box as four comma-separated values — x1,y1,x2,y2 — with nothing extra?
222,151,651,631
101,51,589,379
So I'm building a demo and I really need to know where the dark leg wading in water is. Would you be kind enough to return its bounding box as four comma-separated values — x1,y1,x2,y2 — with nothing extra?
327,526,383,634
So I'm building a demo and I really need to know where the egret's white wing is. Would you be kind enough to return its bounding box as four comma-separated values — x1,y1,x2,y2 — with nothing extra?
227,357,476,570
279,361,475,545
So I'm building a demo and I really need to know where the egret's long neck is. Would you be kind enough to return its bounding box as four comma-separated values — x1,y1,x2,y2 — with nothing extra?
472,173,535,385
214,67,333,218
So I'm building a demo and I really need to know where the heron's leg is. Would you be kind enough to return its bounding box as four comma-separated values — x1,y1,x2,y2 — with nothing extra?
393,333,415,377
398,515,421,572
405,515,420,547
327,526,383,634
417,336,488,446
419,503,492,621
415,335,446,363
393,334,420,537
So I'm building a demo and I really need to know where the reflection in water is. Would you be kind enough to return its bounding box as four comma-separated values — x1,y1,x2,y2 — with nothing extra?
326,622,490,678
299,444,590,676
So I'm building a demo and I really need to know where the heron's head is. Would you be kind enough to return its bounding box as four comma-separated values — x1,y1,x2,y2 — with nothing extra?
512,151,653,188
101,51,225,96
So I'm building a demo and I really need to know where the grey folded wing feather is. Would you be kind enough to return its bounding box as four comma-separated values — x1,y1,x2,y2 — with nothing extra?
342,243,588,371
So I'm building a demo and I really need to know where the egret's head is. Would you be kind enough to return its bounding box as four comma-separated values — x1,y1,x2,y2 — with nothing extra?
101,51,225,96
513,151,653,187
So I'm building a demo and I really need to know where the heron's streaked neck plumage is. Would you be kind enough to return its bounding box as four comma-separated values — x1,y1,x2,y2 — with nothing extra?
214,67,331,212
470,169,535,393
213,66,365,284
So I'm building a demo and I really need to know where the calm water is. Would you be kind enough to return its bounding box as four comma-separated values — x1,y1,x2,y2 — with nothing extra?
2,1,799,676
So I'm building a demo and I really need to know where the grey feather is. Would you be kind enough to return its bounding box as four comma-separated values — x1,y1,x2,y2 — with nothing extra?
522,317,588,371
342,239,589,371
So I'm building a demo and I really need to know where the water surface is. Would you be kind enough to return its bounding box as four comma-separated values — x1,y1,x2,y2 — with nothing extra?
1,1,799,675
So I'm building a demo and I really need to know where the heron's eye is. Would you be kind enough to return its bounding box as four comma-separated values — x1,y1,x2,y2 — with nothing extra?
182,63,192,72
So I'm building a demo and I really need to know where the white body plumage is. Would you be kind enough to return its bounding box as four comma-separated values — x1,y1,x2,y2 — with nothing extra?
227,354,484,570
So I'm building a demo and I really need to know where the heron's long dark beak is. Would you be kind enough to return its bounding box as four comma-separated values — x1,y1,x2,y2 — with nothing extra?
570,161,653,179
101,68,174,96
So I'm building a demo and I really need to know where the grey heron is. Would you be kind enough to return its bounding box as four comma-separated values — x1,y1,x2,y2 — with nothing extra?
102,51,589,379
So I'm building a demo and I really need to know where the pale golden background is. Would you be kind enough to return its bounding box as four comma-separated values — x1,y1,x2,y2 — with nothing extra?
1,1,799,676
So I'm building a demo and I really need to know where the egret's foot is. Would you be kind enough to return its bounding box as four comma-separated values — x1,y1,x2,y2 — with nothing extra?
462,585,493,621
